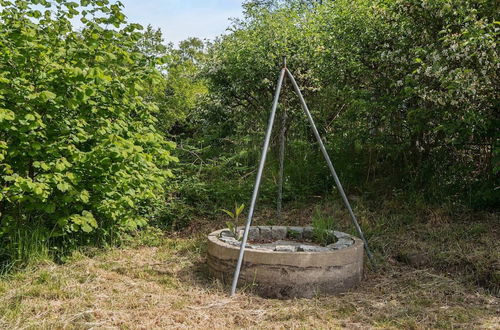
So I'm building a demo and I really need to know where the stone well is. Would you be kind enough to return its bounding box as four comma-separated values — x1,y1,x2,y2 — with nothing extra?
207,226,364,298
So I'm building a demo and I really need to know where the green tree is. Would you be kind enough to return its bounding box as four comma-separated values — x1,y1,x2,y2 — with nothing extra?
0,0,178,266
197,0,499,208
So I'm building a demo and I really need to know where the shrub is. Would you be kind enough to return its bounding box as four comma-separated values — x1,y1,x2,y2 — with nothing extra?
0,0,177,266
200,0,499,208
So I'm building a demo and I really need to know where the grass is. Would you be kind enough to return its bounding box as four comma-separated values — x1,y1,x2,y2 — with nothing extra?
311,207,337,246
0,199,498,329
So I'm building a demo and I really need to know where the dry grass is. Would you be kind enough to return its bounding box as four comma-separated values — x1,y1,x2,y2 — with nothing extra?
0,203,499,329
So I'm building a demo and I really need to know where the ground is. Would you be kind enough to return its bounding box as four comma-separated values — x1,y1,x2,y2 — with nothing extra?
0,201,499,329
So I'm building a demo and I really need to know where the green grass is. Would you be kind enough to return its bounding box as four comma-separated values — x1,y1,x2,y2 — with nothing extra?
311,207,337,246
0,227,51,273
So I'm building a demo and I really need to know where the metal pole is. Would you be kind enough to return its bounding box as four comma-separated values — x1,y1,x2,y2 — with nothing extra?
277,60,287,218
285,68,375,266
230,68,286,296
277,102,287,218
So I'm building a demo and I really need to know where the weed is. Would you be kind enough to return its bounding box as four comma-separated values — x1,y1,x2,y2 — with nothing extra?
311,208,336,246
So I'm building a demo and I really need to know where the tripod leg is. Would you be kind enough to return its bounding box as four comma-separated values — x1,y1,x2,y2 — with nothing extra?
277,98,287,218
230,68,287,296
286,68,376,267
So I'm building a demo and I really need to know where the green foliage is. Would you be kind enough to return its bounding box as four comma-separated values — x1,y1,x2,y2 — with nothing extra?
1,0,495,268
0,0,178,267
132,28,211,230
194,0,499,211
311,208,336,246
137,27,208,132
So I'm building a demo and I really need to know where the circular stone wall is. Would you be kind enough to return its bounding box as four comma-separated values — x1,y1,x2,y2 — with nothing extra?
207,226,364,299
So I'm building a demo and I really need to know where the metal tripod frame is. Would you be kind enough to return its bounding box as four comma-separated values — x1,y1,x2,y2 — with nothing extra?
230,61,375,296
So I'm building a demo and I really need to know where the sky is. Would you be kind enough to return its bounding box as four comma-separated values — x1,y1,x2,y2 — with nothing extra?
120,0,245,45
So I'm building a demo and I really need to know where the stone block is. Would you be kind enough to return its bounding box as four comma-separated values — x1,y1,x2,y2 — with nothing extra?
337,237,354,246
302,226,314,240
220,229,234,238
328,244,348,250
259,226,273,241
252,246,274,251
219,236,239,246
334,231,350,238
298,244,327,252
275,245,297,252
287,226,303,240
248,227,260,241
327,238,352,250
271,226,287,240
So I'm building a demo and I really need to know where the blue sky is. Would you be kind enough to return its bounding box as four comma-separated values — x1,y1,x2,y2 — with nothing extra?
120,0,245,45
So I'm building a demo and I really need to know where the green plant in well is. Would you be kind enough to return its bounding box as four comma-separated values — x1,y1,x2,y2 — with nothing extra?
221,203,245,237
312,208,336,246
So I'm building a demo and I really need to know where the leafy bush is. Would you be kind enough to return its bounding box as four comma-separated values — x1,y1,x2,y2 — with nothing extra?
0,0,177,266
197,0,499,209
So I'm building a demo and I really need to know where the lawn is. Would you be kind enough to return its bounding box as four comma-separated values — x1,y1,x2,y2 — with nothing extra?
0,202,498,329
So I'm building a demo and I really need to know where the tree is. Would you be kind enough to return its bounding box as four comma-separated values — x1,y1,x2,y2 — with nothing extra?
198,0,499,207
0,0,178,265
